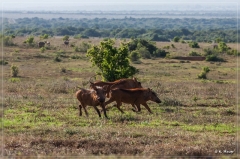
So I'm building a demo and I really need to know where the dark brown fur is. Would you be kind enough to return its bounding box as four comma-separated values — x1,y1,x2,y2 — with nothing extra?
76,85,108,118
104,88,161,113
90,77,142,98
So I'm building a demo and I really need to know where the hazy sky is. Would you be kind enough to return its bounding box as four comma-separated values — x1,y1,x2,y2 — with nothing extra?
1,0,239,11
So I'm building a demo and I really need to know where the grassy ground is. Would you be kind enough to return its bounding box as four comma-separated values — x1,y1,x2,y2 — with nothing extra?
1,37,239,158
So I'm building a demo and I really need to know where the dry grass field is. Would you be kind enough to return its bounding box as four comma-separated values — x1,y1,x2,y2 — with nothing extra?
1,36,239,158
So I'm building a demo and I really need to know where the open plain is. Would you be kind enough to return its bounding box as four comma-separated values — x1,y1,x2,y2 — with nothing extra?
1,36,239,158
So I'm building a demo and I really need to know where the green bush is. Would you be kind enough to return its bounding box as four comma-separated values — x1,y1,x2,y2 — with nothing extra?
173,36,180,42
153,49,167,57
189,51,201,56
87,39,138,81
138,47,151,59
198,66,210,79
205,55,224,62
0,60,8,65
40,47,46,53
54,56,62,62
129,50,141,62
189,41,200,48
11,64,19,77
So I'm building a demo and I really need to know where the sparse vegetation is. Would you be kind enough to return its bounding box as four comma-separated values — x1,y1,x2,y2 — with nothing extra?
10,64,19,77
2,36,238,158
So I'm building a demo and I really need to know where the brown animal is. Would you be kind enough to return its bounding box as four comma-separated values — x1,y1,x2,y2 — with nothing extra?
64,40,69,47
104,88,161,114
38,41,46,48
90,77,142,98
76,84,108,118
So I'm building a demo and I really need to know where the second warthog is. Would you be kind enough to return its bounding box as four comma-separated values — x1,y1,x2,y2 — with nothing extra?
104,88,161,114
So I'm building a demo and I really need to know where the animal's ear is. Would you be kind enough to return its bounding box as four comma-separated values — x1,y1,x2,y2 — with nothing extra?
133,77,137,82
90,83,97,90
102,85,108,92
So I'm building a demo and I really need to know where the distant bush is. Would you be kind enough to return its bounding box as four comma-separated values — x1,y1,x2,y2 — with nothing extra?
129,50,141,62
203,48,218,56
54,56,62,62
205,55,224,62
198,66,210,79
188,41,200,48
138,47,151,59
40,47,46,53
189,51,201,56
153,49,167,57
40,34,49,39
1,35,14,46
173,36,180,42
0,60,8,65
11,64,19,77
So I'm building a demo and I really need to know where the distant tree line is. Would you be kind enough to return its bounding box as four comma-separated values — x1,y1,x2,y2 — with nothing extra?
3,17,239,42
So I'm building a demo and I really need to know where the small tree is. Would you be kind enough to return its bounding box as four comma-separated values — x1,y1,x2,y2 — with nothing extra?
24,36,35,47
63,35,69,41
129,50,141,62
40,34,49,39
173,36,180,42
11,64,19,77
40,47,46,53
87,39,138,81
189,41,200,48
198,66,210,79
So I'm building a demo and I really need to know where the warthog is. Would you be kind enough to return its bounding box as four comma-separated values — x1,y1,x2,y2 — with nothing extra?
38,41,46,48
76,84,108,118
90,77,142,98
104,88,161,114
64,40,69,47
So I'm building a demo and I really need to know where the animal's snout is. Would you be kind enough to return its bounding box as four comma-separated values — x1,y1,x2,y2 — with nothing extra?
156,99,162,103
97,97,105,103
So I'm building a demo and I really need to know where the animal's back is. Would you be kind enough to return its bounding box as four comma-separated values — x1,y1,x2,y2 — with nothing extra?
111,88,146,104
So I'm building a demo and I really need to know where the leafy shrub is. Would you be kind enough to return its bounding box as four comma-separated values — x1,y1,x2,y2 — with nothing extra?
188,41,200,48
87,39,137,81
24,36,35,46
189,51,201,56
153,49,167,57
11,64,19,77
203,48,218,56
205,55,224,62
40,47,46,53
2,36,14,46
54,56,61,62
173,36,180,42
138,47,151,59
63,35,69,41
40,34,49,39
198,66,210,79
129,50,141,62
0,60,8,65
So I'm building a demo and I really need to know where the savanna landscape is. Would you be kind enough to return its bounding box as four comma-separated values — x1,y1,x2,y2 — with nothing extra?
1,35,239,158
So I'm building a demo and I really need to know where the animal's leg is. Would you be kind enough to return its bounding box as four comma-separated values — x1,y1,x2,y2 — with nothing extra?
116,102,124,113
132,104,141,112
101,104,109,119
142,103,153,114
79,105,82,116
93,106,101,117
104,98,115,109
82,106,89,117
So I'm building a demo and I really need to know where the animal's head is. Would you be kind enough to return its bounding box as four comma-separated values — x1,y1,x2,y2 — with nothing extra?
133,77,143,88
90,82,107,103
147,88,161,103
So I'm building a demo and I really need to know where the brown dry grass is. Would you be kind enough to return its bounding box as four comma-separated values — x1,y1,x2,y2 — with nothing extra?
1,37,239,158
